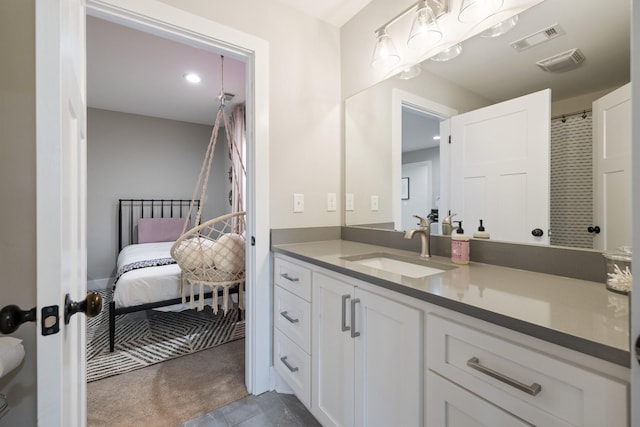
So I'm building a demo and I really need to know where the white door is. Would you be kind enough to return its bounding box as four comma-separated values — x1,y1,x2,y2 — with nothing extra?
592,83,632,251
353,288,421,427
36,0,88,425
450,89,551,244
312,273,355,427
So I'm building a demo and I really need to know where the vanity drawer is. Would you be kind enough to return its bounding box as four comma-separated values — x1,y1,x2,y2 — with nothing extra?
274,256,311,301
274,285,311,353
427,314,628,427
274,328,311,408
426,371,569,427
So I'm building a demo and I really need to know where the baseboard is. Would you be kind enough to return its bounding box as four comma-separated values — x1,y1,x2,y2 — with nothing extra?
87,277,112,291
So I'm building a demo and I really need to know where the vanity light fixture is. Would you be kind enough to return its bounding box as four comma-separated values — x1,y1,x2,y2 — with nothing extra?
371,29,401,68
407,0,443,51
430,43,462,61
183,73,201,84
458,0,503,23
370,0,449,69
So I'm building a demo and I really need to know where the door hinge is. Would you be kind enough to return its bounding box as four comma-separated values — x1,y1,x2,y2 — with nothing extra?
448,135,452,144
251,236,256,246
41,305,60,336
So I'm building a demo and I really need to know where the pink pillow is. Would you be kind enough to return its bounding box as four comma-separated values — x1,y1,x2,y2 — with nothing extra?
138,218,189,243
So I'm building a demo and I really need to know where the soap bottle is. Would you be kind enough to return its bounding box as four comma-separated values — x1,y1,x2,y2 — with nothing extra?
451,221,469,265
473,219,490,239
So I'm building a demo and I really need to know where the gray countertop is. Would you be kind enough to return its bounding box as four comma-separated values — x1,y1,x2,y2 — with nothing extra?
272,240,630,367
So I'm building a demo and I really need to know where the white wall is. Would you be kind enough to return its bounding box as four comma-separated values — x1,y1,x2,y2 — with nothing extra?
0,1,37,425
159,0,342,229
87,108,231,283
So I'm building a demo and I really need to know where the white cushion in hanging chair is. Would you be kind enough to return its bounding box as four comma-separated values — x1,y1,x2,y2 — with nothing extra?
173,236,217,271
212,233,245,273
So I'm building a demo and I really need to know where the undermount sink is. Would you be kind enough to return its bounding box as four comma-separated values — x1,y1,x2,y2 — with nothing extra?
341,253,456,278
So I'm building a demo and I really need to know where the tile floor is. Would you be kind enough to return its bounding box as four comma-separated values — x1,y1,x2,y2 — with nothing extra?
179,391,322,427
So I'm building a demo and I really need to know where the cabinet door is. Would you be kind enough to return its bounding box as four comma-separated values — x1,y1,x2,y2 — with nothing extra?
312,273,355,427
427,371,537,427
353,288,422,427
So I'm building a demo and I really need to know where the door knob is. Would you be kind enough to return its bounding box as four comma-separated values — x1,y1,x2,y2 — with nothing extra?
0,305,36,334
587,226,601,234
531,228,544,237
64,292,102,324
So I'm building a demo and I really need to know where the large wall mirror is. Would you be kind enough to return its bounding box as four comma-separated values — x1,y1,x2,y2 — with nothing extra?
345,0,630,250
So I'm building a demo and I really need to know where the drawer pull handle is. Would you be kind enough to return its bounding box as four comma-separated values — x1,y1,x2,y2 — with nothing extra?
281,273,299,282
466,357,541,396
341,294,351,332
280,356,299,373
280,311,299,324
350,298,360,338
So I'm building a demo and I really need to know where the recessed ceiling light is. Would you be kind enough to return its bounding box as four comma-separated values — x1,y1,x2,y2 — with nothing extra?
183,73,201,84
433,135,441,140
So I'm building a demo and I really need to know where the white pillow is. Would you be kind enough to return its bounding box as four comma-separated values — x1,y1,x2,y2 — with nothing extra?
173,237,217,271
212,233,245,273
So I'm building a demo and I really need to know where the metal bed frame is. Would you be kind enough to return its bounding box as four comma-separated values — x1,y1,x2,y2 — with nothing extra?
109,199,240,352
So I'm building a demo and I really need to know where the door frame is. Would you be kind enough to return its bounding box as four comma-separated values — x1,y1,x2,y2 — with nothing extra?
83,0,271,394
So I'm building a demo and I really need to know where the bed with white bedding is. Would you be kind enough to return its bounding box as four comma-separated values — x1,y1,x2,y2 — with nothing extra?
108,199,239,352
114,241,183,308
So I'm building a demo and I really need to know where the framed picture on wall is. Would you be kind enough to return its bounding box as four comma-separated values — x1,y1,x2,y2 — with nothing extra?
401,177,410,200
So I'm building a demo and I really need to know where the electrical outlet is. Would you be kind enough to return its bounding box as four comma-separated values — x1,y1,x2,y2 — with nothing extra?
345,193,354,211
327,193,337,211
371,195,379,211
293,193,304,213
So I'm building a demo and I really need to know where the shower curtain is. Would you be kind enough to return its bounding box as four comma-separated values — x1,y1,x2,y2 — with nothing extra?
549,112,593,248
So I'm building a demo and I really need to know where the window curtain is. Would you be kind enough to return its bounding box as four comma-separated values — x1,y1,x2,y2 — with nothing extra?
230,104,246,216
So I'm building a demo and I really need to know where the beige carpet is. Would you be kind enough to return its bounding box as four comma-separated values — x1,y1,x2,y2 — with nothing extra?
87,339,247,427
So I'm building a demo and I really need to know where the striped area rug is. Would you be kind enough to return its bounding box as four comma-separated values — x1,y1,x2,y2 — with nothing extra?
86,289,244,382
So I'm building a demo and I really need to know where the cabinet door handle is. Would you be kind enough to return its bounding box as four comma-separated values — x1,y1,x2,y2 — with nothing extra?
350,298,360,338
341,294,351,332
280,356,299,372
280,273,299,282
280,311,299,324
467,356,541,396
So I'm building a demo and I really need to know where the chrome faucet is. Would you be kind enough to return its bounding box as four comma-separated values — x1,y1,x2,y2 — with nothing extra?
404,214,432,258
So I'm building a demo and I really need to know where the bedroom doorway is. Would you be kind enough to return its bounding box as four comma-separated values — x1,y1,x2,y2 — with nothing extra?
79,0,270,421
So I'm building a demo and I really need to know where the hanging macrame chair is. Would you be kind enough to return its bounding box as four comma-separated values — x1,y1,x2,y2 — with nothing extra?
170,56,247,314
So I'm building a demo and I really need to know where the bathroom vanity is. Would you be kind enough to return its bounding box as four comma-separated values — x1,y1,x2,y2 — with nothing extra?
271,240,629,427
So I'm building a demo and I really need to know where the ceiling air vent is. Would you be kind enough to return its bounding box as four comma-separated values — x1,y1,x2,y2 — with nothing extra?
510,24,565,52
536,48,586,73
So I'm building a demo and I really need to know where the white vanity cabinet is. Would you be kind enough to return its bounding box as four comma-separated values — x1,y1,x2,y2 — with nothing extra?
426,314,628,427
272,251,629,427
312,271,422,427
273,256,312,407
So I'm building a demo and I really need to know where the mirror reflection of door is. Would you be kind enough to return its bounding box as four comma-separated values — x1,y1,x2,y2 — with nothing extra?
450,89,551,245
593,83,632,251
401,106,440,232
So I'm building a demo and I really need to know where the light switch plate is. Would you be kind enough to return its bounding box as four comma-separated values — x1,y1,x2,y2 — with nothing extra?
371,195,379,211
345,193,354,211
293,193,304,213
327,193,337,211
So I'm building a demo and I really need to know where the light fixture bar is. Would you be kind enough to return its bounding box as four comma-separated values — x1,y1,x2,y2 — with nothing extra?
374,0,449,34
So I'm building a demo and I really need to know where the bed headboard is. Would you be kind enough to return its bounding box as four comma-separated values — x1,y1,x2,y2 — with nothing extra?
118,199,200,251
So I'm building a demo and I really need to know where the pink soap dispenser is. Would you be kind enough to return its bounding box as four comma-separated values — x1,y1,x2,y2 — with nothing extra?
451,221,469,265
